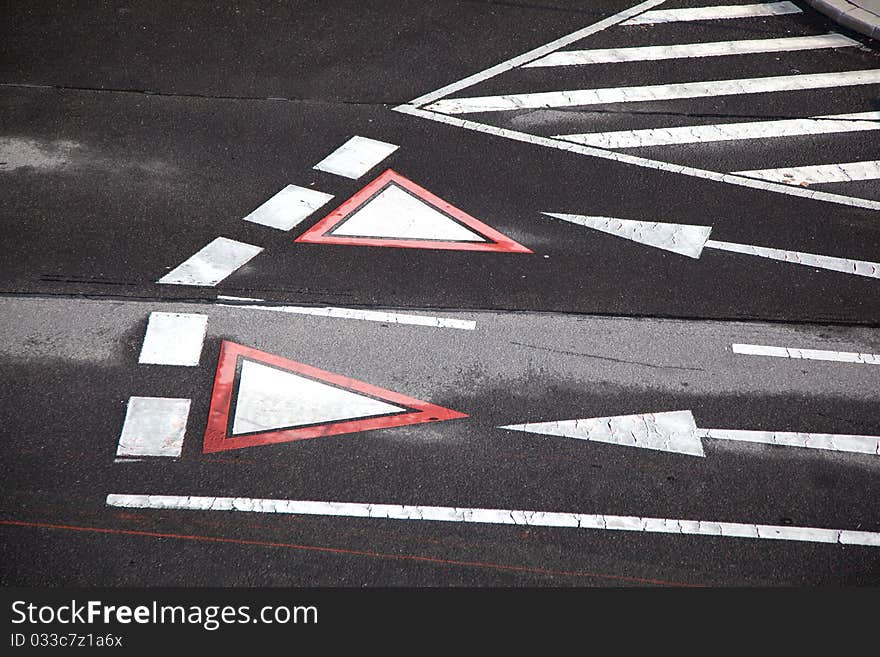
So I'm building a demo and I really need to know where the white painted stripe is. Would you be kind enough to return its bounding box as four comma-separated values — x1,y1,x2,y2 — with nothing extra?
526,34,857,67
138,312,208,366
216,294,264,302
313,136,399,179
116,397,190,458
393,105,880,211
732,343,880,365
695,428,880,456
424,70,880,115
216,303,476,330
242,185,333,231
621,2,801,25
405,0,668,107
105,494,880,547
733,160,880,185
704,240,880,278
555,112,880,149
157,237,264,287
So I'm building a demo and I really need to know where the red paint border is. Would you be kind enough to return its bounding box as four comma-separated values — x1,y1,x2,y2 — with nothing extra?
295,169,532,253
203,340,468,453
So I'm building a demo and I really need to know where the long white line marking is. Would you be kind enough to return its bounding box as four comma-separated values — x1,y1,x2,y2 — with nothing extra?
216,303,476,330
313,136,399,179
138,312,208,366
424,70,880,115
404,0,667,107
621,2,802,25
157,237,264,287
395,106,880,211
555,112,880,149
732,343,880,365
695,428,880,455
733,160,880,186
242,185,333,231
704,239,880,278
116,398,191,458
526,34,857,67
105,494,880,547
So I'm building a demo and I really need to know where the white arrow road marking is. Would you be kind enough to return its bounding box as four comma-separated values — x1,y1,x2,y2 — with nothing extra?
116,397,191,458
543,213,880,279
424,70,880,115
733,160,880,186
621,2,802,25
527,34,858,67
501,410,880,457
105,494,880,547
157,237,263,287
313,136,399,180
242,185,333,231
732,343,880,365
138,312,208,366
555,112,880,149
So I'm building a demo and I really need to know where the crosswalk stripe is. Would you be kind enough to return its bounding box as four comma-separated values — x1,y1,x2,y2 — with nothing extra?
733,160,880,185
621,2,801,25
425,70,880,115
555,112,880,149
525,34,859,67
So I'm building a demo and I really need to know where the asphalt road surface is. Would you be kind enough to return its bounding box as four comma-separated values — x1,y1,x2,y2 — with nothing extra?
2,0,880,590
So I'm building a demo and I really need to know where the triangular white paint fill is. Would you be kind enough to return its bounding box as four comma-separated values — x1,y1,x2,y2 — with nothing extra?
542,213,712,259
232,360,405,435
331,184,488,242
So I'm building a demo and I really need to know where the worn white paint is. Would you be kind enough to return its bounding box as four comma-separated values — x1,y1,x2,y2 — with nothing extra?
555,111,880,149
331,185,487,242
621,2,802,25
138,312,208,366
217,302,476,330
405,0,668,107
231,359,404,435
704,240,880,278
733,160,880,186
425,70,880,115
732,343,880,365
501,410,706,456
216,294,265,302
542,213,712,258
527,34,857,67
116,397,191,458
313,136,399,179
242,185,333,231
501,410,880,457
158,237,264,287
394,106,880,211
105,494,880,547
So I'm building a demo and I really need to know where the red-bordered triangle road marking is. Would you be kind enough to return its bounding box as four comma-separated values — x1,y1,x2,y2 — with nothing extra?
203,340,468,453
295,169,532,252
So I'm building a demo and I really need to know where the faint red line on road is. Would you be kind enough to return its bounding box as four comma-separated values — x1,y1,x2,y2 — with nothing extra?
0,518,700,587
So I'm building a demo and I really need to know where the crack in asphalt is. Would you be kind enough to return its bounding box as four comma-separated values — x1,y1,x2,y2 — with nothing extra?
509,340,706,371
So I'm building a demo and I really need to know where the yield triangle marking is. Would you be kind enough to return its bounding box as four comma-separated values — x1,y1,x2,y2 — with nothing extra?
295,169,532,252
204,341,468,453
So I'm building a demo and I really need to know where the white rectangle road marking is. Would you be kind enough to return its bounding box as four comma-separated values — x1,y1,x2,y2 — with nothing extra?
242,185,333,231
116,397,191,458
695,428,880,455
404,0,668,107
216,303,476,330
138,312,208,366
555,112,880,149
424,70,880,115
621,2,801,25
732,160,880,185
157,237,264,287
526,34,858,67
105,494,880,547
395,105,880,211
313,136,399,179
732,343,880,365
704,240,880,278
